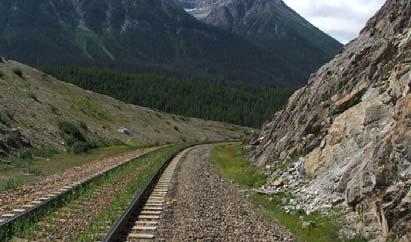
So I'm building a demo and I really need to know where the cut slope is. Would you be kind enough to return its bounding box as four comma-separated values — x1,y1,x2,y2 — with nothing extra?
249,0,410,240
0,58,252,162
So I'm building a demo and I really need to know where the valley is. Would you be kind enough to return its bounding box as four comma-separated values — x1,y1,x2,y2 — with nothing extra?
0,0,340,86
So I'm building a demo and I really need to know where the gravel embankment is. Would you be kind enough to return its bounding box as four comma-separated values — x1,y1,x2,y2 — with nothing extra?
157,145,295,241
0,147,160,214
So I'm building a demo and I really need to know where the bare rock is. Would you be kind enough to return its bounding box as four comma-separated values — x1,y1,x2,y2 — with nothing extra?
117,128,131,135
273,178,284,187
249,0,411,240
302,221,315,229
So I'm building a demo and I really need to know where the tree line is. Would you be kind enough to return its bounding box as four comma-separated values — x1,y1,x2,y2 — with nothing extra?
44,66,297,128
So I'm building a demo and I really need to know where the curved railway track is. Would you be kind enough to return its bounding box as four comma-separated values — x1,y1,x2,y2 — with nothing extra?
0,147,162,241
0,142,224,241
102,147,193,242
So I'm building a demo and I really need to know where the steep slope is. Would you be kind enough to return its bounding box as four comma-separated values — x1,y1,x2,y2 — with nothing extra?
0,58,252,163
249,0,410,240
178,0,342,76
0,0,311,86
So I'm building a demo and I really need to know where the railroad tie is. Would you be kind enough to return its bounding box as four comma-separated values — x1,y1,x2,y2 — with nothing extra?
126,159,180,241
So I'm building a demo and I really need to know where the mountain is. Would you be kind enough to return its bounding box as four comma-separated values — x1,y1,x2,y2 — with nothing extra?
0,0,270,85
177,0,342,76
0,57,252,162
249,0,410,240
0,0,339,86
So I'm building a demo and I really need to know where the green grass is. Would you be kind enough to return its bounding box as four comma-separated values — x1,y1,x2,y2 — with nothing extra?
0,177,36,191
0,144,157,192
211,143,266,188
250,194,343,242
6,144,190,241
74,144,190,241
211,143,364,242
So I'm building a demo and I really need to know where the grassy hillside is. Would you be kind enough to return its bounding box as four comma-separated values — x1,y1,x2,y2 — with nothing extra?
44,66,296,128
0,58,253,163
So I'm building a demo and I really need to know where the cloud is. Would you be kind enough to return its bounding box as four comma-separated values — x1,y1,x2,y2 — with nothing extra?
283,0,386,43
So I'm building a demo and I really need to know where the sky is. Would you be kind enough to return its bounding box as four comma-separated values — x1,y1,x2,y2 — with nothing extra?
283,0,386,44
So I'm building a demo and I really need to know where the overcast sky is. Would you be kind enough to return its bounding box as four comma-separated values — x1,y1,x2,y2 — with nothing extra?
283,0,386,44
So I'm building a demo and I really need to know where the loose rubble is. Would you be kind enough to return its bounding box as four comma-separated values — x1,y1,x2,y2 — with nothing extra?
157,145,295,241
249,1,411,241
0,146,160,215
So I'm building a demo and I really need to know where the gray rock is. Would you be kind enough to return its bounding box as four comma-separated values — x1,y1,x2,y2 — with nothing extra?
248,0,411,239
302,221,315,229
273,178,284,187
117,128,131,135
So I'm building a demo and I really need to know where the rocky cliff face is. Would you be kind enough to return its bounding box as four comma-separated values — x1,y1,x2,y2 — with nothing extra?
249,0,411,240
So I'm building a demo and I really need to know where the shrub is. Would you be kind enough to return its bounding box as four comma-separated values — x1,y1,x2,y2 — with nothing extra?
41,73,49,81
6,132,19,146
17,146,58,160
0,112,8,125
17,148,34,160
71,142,90,154
78,121,88,131
173,126,179,132
179,116,190,121
12,67,23,78
58,121,95,154
5,110,15,120
58,121,86,142
0,71,4,79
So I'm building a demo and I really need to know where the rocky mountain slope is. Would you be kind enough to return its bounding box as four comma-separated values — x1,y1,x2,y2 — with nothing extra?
0,0,336,87
249,0,410,240
178,0,342,76
0,58,251,163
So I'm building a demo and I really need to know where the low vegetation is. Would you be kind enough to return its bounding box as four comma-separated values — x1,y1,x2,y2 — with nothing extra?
57,121,96,154
211,144,266,187
0,112,8,125
12,67,23,78
6,144,190,241
0,144,156,192
211,143,364,242
74,144,190,241
44,66,296,128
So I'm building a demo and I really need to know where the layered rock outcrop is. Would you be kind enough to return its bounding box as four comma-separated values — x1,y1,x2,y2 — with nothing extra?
249,0,410,240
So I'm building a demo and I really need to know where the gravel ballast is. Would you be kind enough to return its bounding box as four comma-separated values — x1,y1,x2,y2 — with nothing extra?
157,145,295,241
0,147,159,215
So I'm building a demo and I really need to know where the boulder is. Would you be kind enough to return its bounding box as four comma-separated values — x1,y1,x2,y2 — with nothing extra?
117,128,131,135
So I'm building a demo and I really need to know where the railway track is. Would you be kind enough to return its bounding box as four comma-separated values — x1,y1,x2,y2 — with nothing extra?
0,143,214,241
0,142,231,241
0,147,161,215
103,147,192,242
0,145,174,241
